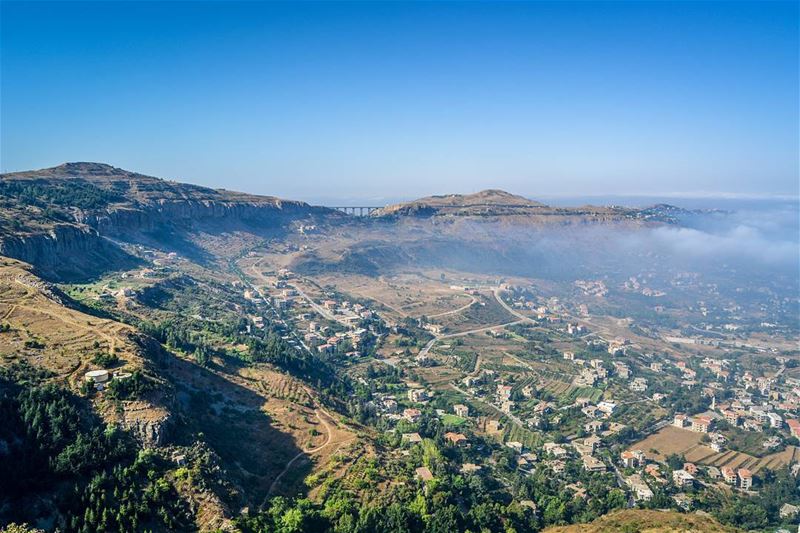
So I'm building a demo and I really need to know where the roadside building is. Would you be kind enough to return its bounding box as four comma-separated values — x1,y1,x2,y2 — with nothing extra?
626,474,654,501
691,415,713,433
723,410,739,426
673,414,689,428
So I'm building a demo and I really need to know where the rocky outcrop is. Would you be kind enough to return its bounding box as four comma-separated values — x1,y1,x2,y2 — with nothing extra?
120,402,172,448
0,162,339,280
76,199,320,235
0,224,140,281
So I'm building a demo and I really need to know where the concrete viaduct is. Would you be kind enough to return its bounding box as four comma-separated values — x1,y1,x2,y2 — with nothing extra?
327,206,382,216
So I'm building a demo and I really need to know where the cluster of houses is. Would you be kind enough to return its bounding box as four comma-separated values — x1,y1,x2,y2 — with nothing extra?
668,355,800,450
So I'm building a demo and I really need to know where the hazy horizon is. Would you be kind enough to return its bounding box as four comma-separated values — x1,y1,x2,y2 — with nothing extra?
2,1,798,199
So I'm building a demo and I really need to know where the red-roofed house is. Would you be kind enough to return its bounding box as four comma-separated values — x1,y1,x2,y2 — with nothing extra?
738,468,753,490
787,419,800,439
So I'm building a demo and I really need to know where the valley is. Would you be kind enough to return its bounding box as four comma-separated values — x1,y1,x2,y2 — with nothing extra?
0,163,797,532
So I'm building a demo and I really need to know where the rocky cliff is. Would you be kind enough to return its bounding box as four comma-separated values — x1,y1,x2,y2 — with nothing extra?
0,162,336,279
0,224,142,280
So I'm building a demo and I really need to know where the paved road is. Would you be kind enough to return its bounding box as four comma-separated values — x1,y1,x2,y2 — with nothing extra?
492,287,536,323
449,383,526,428
287,281,351,326
427,295,477,319
418,319,525,359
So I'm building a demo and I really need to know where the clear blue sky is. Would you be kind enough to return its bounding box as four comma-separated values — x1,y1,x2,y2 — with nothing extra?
2,1,798,202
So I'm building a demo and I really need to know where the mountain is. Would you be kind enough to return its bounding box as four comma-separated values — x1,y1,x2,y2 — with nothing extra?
372,188,659,224
0,163,334,280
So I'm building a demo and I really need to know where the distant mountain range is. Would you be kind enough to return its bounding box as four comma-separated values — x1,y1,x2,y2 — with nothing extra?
0,162,689,281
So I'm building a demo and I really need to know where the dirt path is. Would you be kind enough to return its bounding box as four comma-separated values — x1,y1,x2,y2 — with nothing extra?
265,408,332,497
263,389,355,503
1,304,17,321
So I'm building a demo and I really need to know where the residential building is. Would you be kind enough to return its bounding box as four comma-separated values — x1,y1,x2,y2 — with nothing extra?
408,389,429,403
584,436,602,454
597,401,617,415
779,503,799,520
738,468,753,490
626,474,654,501
722,410,739,426
672,469,695,487
620,449,645,468
505,441,523,453
787,419,800,439
453,404,469,418
585,420,604,433
415,467,434,481
582,455,606,472
445,432,469,447
673,414,689,428
402,433,422,444
403,408,421,422
722,467,737,485
691,415,713,433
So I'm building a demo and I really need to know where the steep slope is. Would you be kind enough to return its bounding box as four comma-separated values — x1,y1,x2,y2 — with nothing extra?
0,256,171,445
0,163,337,280
544,509,740,533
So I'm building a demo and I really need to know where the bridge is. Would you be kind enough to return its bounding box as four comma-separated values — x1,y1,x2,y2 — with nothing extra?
328,206,382,216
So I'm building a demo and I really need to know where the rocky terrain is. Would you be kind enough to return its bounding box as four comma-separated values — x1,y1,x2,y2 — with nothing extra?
0,163,336,280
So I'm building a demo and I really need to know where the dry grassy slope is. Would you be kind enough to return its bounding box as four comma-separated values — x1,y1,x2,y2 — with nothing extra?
0,257,144,377
0,254,363,523
544,510,739,533
0,255,170,443
374,188,645,222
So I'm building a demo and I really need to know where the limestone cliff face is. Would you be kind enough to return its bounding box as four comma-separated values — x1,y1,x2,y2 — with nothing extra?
76,198,317,234
0,162,335,278
0,192,327,279
0,224,137,280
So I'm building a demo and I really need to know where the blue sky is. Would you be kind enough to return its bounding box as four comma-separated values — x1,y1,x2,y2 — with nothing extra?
1,1,797,202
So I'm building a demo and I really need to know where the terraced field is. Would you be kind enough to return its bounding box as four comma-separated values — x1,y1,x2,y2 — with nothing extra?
0,258,144,380
632,425,798,473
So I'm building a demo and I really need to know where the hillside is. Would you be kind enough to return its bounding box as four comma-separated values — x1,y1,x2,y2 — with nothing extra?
544,510,740,533
0,255,360,530
0,256,171,445
373,188,653,222
0,163,335,280
0,162,296,206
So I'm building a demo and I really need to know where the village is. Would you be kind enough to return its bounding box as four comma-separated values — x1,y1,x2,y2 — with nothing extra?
235,260,800,520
